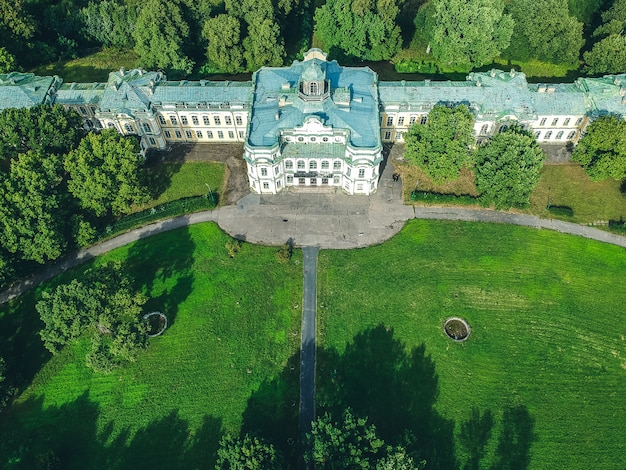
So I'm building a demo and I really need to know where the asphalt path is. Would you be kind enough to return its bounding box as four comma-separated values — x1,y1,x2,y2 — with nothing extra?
299,246,318,469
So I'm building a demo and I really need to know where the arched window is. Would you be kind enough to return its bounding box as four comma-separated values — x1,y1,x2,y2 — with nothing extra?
285,160,293,169
297,160,305,170
310,161,317,170
321,161,329,170
310,82,318,95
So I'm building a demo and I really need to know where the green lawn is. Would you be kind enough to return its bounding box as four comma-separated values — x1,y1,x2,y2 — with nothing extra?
31,49,139,83
317,220,626,469
529,164,626,223
0,223,302,468
140,161,225,209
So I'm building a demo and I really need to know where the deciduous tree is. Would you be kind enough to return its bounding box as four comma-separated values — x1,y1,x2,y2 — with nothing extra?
133,0,194,77
243,18,285,70
504,0,584,66
474,126,544,209
404,105,475,183
422,0,513,71
584,34,626,74
571,116,626,180
0,47,16,73
80,0,139,49
202,15,244,74
64,130,149,217
215,434,282,469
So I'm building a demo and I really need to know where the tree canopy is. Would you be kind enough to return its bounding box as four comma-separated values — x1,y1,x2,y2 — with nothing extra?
504,0,583,66
36,263,149,372
314,0,402,61
422,0,514,71
404,105,475,183
474,126,545,209
65,129,149,217
133,0,194,77
571,116,626,181
215,434,282,469
202,15,244,74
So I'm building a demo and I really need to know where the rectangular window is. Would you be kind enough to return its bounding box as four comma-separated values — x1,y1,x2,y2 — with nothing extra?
567,130,576,139
79,106,87,115
214,116,221,125
322,161,329,170
203,115,210,126
143,123,151,133
299,178,305,184
333,161,341,170
90,106,97,114
218,131,224,139
228,131,234,139
192,115,199,126
238,131,244,138
235,115,243,126
196,130,203,138
285,160,293,169
261,168,268,176
397,132,403,140
358,168,365,178
563,118,570,126
575,118,583,126
409,116,417,125
310,161,317,170
185,130,193,139
384,131,391,140
207,131,214,138
333,176,340,184
159,115,166,125
225,116,232,125
556,131,564,139
287,175,293,183
357,183,364,191
551,118,558,126
534,131,540,139
386,116,393,126
149,137,156,145
170,116,178,125
164,130,171,138
181,116,188,125
420,115,427,124
175,130,182,139
545,131,552,139
540,118,546,126
263,182,269,190
347,167,351,177
124,123,134,133
398,116,405,126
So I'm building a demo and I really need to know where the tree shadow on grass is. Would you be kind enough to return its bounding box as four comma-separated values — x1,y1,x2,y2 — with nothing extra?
240,353,301,468
458,407,495,470
142,154,184,202
489,405,535,470
121,224,197,329
317,325,456,468
0,392,224,469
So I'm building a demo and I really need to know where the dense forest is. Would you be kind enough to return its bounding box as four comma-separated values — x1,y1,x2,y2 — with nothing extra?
0,0,625,77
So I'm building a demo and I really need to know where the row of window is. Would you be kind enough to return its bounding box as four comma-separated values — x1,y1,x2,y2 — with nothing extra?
261,161,366,177
538,117,582,127
535,130,576,140
386,115,428,127
284,135,343,143
163,129,244,140
157,114,244,127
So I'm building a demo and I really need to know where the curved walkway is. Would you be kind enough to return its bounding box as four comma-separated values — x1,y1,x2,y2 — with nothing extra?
2,161,626,304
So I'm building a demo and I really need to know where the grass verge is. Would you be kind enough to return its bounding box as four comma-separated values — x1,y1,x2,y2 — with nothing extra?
317,220,626,469
0,223,303,469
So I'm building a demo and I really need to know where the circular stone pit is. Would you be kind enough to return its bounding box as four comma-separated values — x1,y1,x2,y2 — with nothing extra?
143,312,168,337
443,317,470,342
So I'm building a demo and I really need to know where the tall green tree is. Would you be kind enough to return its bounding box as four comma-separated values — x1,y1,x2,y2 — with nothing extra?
64,130,149,217
422,0,513,71
0,47,16,73
592,0,626,38
0,150,67,263
314,0,402,61
504,0,584,66
584,34,626,74
36,263,149,372
215,434,282,469
0,105,83,162
243,18,285,70
404,105,475,183
474,126,544,209
202,15,244,74
133,0,194,76
571,116,626,180
80,0,139,49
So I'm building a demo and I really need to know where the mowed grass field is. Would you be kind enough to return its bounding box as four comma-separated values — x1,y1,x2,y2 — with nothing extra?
317,220,626,469
0,223,302,468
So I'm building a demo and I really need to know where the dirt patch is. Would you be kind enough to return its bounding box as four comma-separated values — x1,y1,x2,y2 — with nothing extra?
146,143,250,205
444,317,470,342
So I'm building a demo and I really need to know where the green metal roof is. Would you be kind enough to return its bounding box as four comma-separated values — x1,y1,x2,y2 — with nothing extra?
0,73,59,111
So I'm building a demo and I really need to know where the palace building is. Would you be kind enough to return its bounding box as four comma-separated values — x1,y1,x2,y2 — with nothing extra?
1,49,625,196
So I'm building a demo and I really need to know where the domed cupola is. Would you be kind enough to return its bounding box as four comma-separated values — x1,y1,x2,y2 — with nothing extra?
299,61,329,102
